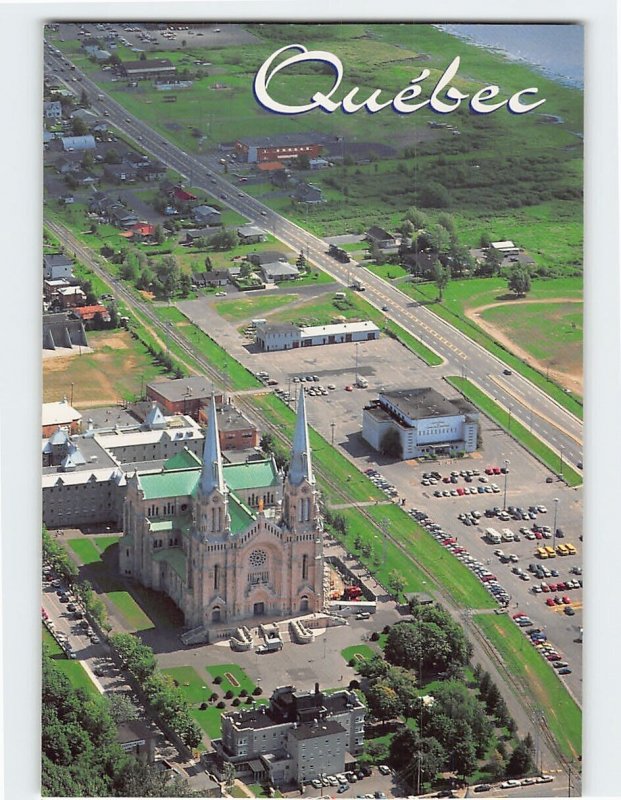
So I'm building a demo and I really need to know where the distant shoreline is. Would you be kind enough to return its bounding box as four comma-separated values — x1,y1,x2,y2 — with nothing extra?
434,24,584,91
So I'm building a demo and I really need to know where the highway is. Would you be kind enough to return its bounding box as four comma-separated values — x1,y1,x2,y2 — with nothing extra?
44,46,583,472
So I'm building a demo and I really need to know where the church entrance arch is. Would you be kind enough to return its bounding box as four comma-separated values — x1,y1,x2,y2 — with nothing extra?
253,602,265,617
212,606,221,623
300,596,309,613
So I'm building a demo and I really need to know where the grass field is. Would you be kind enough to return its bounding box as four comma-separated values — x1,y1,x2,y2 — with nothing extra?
205,664,257,696
93,535,121,554
43,329,170,407
216,293,301,322
474,614,581,761
68,538,102,565
446,377,582,487
43,626,100,698
191,706,225,739
162,666,210,704
107,591,155,631
403,278,584,415
341,644,377,664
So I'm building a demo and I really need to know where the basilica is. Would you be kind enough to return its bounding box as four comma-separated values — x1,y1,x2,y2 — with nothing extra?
119,389,324,640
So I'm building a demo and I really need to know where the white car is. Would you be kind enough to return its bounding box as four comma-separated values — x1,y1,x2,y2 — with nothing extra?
311,779,322,789
500,780,521,789
215,291,226,297
378,765,391,776
337,774,348,784
328,776,338,786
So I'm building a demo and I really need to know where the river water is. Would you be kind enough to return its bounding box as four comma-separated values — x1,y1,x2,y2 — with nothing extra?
437,24,584,89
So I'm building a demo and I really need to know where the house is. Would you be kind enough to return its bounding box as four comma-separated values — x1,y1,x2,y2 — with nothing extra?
235,133,325,163
491,240,520,257
192,205,221,226
61,135,96,151
366,226,400,250
137,161,166,182
120,59,176,81
57,286,87,309
115,721,156,764
44,278,72,301
293,182,323,203
103,163,138,183
120,222,157,242
255,320,380,352
260,262,299,283
44,253,74,281
183,228,212,245
172,186,197,203
55,157,82,175
202,270,229,287
248,251,288,267
43,100,62,121
192,272,208,288
146,376,224,418
72,305,112,325
237,225,267,245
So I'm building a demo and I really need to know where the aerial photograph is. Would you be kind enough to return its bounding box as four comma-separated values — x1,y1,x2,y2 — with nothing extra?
41,20,583,798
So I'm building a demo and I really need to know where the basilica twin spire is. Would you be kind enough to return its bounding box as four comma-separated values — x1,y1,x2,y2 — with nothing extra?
199,387,315,496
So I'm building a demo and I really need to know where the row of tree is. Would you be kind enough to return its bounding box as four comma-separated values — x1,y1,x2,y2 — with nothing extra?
108,633,202,749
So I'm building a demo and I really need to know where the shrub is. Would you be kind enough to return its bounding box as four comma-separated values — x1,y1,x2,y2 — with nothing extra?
349,679,361,690
382,625,391,635
200,702,208,710
253,686,263,696
225,690,234,700
240,689,248,697
217,701,226,709
370,631,380,642
246,697,253,705
232,698,241,707
210,693,218,703
348,658,357,668
214,675,223,685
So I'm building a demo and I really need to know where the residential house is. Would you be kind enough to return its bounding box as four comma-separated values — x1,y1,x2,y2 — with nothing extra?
183,228,212,246
57,286,87,309
103,163,138,183
137,161,166,182
44,253,74,281
61,135,96,152
120,222,157,242
55,157,82,175
401,251,439,277
192,205,221,226
293,182,323,203
366,226,400,250
71,305,112,327
260,262,299,283
248,251,288,267
44,278,73,301
202,270,229,287
43,100,62,121
237,225,267,245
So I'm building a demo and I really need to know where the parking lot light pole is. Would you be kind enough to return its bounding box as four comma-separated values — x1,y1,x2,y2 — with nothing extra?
559,445,565,480
553,498,560,550
502,459,510,510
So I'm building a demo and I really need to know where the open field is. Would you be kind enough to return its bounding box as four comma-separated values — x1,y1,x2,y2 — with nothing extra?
211,293,300,323
107,590,155,631
68,538,102,565
43,329,169,407
474,613,581,761
446,377,582,486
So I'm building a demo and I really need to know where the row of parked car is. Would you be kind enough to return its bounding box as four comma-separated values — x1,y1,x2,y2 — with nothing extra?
408,508,510,607
474,775,553,792
512,613,574,676
365,468,400,499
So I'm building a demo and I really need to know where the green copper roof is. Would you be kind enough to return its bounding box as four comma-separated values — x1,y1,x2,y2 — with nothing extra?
229,493,255,535
163,450,202,471
152,547,186,579
139,469,199,500
149,519,174,532
223,459,279,491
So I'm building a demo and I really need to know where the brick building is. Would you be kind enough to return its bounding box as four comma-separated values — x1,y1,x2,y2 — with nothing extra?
235,134,325,164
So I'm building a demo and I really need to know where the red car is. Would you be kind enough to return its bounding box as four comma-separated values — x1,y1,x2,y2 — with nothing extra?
535,532,543,539
512,612,526,619
493,467,501,475
541,585,550,592
457,487,465,496
562,596,571,604
547,654,561,661
557,581,567,591
548,584,558,592
546,598,556,606
485,467,494,475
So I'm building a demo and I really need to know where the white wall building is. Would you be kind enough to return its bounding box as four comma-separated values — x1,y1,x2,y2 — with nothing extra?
255,320,380,352
362,387,479,459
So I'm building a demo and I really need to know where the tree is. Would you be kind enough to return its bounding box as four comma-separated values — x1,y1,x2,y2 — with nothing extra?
154,224,166,245
506,738,534,776
106,693,139,724
426,224,452,256
204,255,213,270
240,261,254,278
380,428,402,459
81,151,95,170
178,273,192,298
481,247,503,277
387,570,406,601
437,212,456,237
370,242,385,266
488,749,507,780
79,88,90,107
365,682,401,727
104,148,121,164
431,259,450,301
296,250,307,269
448,243,474,277
207,229,237,251
418,181,450,208
452,732,478,779
139,51,147,60
480,232,492,248
507,264,531,296
222,762,236,792
398,219,415,241
71,117,88,136
296,153,310,170
404,206,428,230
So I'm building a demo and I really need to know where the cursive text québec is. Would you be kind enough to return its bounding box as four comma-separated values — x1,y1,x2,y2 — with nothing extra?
254,44,546,116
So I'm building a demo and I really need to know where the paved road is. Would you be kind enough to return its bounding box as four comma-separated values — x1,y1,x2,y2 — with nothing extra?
44,45,583,475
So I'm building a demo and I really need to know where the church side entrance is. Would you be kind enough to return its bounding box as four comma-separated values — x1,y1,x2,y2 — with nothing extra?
253,602,265,616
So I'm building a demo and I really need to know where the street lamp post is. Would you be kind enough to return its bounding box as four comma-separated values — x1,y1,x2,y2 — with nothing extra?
553,498,560,550
502,459,510,510
559,445,565,480
330,422,336,447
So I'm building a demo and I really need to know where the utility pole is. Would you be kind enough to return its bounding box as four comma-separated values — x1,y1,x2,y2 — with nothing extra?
559,445,565,480
552,498,560,550
330,422,336,446
503,459,510,510
355,342,359,386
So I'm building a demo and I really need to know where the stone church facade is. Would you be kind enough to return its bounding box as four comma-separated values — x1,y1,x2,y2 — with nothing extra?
119,389,324,640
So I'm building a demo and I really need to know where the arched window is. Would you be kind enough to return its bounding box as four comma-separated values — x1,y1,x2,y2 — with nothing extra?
302,554,308,580
214,563,219,591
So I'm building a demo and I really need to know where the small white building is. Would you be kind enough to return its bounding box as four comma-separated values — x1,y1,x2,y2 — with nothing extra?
255,320,380,352
491,240,519,256
362,387,479,460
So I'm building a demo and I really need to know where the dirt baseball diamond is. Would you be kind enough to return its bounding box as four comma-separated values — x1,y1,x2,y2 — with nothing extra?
466,298,583,397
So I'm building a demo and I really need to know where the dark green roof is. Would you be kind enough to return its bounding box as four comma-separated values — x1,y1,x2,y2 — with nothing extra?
223,459,279,491
228,494,255,534
163,450,202,471
152,547,186,579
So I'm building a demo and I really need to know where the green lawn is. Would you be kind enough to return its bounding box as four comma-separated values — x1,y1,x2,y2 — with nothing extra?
366,264,410,280
205,664,257,696
403,278,583,416
191,706,225,739
341,644,376,664
107,591,155,631
474,614,581,761
162,666,211,704
446,377,582,487
93,535,121,554
67,538,102,565
43,627,100,698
